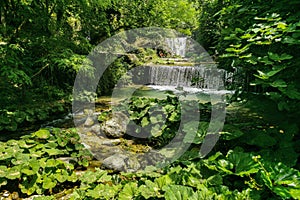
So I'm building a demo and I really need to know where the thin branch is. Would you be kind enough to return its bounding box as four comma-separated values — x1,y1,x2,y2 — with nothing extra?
31,64,49,79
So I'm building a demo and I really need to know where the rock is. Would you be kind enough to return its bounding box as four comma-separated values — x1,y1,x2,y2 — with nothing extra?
94,146,122,160
101,151,141,172
84,116,95,127
100,139,121,145
125,155,141,172
102,153,128,171
86,131,95,136
84,109,94,115
100,112,129,138
57,157,77,164
90,124,101,134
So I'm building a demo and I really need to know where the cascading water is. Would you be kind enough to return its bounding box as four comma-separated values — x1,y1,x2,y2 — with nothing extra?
148,65,225,90
165,37,187,57
128,37,232,94
131,64,229,94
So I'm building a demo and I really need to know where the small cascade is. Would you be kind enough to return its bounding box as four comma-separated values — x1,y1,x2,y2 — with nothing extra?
165,37,187,57
128,36,230,92
148,65,225,90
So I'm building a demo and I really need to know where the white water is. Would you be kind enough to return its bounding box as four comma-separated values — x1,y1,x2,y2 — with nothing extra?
165,37,187,57
147,85,233,95
148,65,225,90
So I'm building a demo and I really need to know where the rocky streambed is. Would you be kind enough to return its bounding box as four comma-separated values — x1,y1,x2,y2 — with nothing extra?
74,110,166,172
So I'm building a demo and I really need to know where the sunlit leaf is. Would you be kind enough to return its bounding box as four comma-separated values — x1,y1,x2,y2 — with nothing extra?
118,182,139,200
42,177,57,190
6,166,22,179
163,185,196,200
34,129,50,139
86,184,120,199
138,180,162,199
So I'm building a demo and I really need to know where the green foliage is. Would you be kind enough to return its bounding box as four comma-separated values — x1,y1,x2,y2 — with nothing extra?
0,101,68,132
195,4,299,199
196,0,300,124
124,95,181,147
118,95,213,147
258,162,300,199
0,0,200,100
0,128,92,196
112,0,199,35
1,0,201,132
97,56,133,95
225,13,300,116
1,1,299,199
0,123,299,199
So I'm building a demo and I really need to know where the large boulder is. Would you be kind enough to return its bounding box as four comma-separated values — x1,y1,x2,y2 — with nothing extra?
102,153,128,171
100,112,129,138
102,152,141,172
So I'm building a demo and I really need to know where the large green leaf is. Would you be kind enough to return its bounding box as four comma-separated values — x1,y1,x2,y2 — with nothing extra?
155,175,173,189
34,129,50,139
151,124,163,137
279,85,300,100
80,170,98,184
0,165,7,178
6,166,22,179
54,169,69,183
270,79,287,88
43,148,65,156
21,167,36,176
268,52,293,61
183,121,209,144
138,180,162,199
80,168,111,184
226,150,260,176
11,153,31,165
118,182,139,200
141,117,149,127
0,177,7,187
163,104,176,114
259,162,300,199
163,185,197,200
86,184,120,199
42,177,57,190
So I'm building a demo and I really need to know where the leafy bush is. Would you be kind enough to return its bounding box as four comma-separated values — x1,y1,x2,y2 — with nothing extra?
0,123,299,199
116,95,212,147
120,95,182,147
0,128,92,197
0,101,69,132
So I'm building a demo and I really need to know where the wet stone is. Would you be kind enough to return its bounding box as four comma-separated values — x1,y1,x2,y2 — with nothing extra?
102,153,128,171
90,124,101,134
125,155,141,172
100,112,129,138
93,146,122,160
84,116,95,127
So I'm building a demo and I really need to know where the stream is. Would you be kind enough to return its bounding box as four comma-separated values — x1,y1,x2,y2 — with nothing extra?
4,37,234,172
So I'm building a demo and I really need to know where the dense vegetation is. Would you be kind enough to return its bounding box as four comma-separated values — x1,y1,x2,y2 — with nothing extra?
1,0,299,199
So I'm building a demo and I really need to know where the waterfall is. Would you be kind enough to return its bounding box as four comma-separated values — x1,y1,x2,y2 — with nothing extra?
127,36,229,92
165,37,187,57
148,65,224,90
